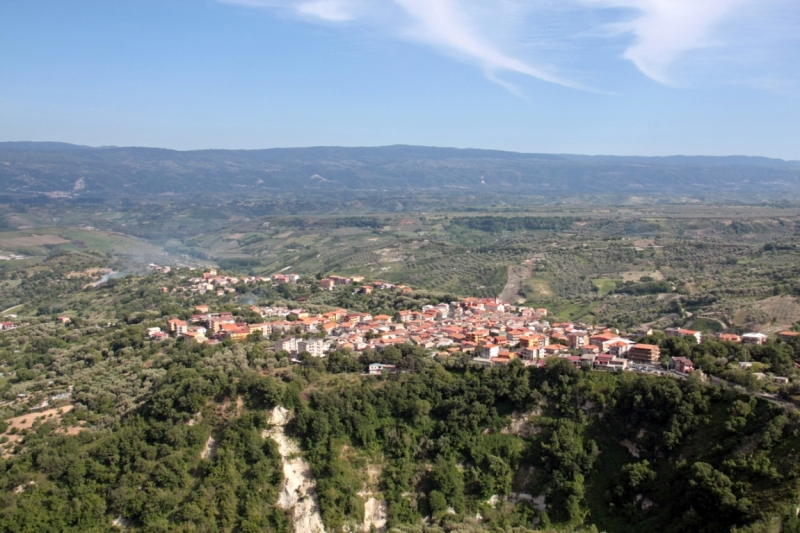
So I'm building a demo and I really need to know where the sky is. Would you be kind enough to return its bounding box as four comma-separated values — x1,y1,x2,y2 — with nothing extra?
1,0,799,158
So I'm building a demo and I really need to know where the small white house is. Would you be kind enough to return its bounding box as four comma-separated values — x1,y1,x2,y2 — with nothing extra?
369,363,396,376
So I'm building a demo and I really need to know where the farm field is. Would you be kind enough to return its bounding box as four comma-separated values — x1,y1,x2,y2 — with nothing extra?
0,200,799,331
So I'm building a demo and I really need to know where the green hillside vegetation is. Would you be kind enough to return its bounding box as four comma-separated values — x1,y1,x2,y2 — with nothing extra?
2,258,800,532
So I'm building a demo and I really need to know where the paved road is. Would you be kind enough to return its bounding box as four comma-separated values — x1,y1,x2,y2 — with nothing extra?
668,370,799,411
0,304,23,315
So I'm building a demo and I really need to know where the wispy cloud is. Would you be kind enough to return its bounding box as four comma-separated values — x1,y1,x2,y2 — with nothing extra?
585,0,742,84
218,0,574,91
217,0,797,90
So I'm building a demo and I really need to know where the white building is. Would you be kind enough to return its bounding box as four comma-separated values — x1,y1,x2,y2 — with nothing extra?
298,338,325,357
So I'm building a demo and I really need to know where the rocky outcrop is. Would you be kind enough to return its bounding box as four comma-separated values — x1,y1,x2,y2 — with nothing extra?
265,406,326,533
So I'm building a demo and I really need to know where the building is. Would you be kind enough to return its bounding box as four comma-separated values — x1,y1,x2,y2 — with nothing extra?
369,363,396,376
589,333,621,352
320,278,336,291
717,333,742,344
628,343,661,364
567,331,589,349
741,332,768,346
275,337,299,353
298,338,325,357
595,354,628,371
220,323,249,341
482,344,500,359
779,331,800,343
168,318,188,335
670,356,695,373
248,323,273,336
665,328,702,343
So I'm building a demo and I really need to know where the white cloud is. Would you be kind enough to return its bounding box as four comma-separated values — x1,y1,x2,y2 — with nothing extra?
390,0,571,87
217,0,797,89
585,0,742,84
218,0,574,90
296,0,354,22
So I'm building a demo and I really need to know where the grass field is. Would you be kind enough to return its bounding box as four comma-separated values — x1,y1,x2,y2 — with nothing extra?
592,278,622,295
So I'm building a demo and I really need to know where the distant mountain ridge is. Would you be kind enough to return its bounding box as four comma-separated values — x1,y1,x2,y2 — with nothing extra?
1,142,799,200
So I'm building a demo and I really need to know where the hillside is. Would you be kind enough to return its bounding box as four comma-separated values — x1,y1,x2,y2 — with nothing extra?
2,254,800,532
2,143,800,201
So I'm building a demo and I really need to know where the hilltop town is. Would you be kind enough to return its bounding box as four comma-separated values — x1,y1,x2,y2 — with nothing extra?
146,269,800,383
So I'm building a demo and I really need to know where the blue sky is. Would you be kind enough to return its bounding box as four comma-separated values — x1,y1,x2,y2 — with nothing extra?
1,0,799,158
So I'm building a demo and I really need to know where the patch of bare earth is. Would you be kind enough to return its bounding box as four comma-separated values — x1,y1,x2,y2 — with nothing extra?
357,464,388,532
753,296,800,333
264,406,326,533
499,266,532,304
3,405,74,457
501,410,542,439
0,235,69,247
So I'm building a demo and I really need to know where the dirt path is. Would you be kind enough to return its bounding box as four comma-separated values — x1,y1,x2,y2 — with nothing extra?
498,266,532,304
265,407,326,533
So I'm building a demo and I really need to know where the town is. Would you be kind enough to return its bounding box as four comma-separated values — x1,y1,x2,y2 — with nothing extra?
141,269,799,381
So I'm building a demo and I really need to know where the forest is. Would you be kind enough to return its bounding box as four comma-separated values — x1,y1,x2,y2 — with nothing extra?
2,306,800,532
1,218,800,532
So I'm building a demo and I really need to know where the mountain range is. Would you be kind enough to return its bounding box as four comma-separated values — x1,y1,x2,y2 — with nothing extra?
2,142,800,201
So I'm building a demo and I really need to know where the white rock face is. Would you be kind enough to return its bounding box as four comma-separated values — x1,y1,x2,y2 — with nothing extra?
201,436,217,459
362,497,388,531
265,406,327,533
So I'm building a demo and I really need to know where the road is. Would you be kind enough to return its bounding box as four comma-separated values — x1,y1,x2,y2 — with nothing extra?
0,304,23,316
667,369,799,411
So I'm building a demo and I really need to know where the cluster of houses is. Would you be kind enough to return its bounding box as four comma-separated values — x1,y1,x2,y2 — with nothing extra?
158,269,301,295
318,274,412,294
155,291,800,382
140,270,799,378
147,264,171,274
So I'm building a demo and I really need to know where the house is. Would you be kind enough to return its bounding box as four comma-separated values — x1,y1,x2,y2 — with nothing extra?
665,328,702,343
248,323,274,336
482,344,500,359
150,331,168,342
774,376,790,385
195,304,210,313
567,331,589,349
183,330,209,343
320,278,336,291
168,318,188,335
596,354,628,371
543,344,567,356
275,337,299,353
741,332,768,346
219,323,249,341
298,339,325,357
589,333,621,352
670,356,695,373
717,333,742,344
607,339,633,357
369,363,397,376
628,343,661,364
57,316,71,325
778,331,800,343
